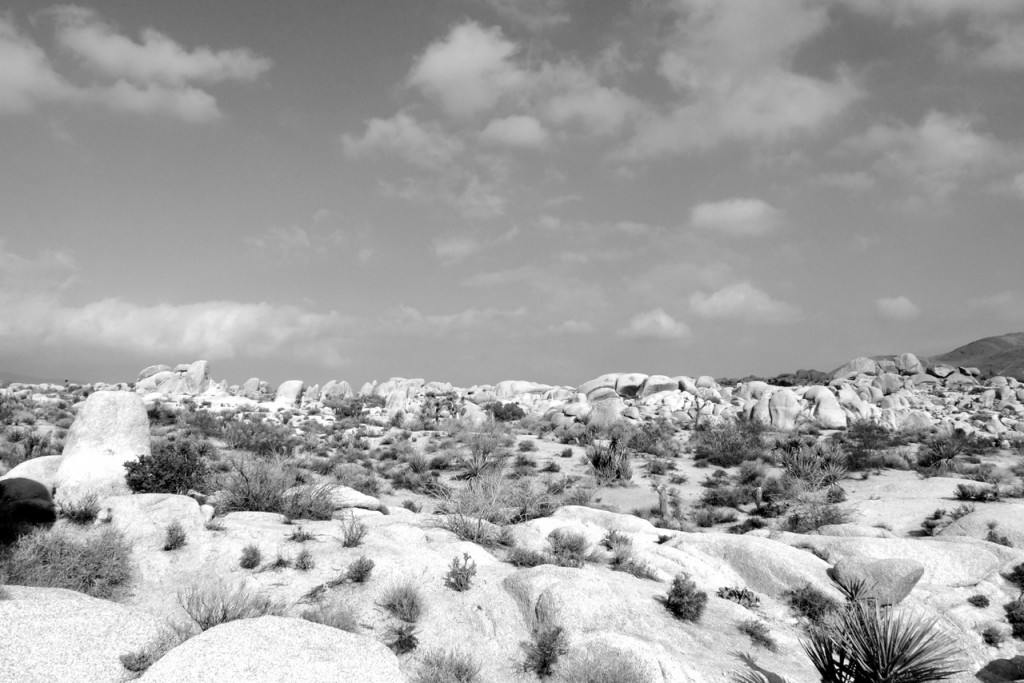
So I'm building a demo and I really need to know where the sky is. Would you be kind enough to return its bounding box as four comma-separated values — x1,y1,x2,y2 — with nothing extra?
1,0,1023,388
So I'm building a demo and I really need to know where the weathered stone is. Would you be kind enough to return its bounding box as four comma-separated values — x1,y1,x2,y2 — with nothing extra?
274,380,305,407
830,557,924,605
895,353,923,376
768,389,800,431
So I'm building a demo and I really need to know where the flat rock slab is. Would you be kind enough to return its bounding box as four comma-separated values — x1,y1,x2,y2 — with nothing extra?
138,616,405,683
0,586,166,683
830,557,924,605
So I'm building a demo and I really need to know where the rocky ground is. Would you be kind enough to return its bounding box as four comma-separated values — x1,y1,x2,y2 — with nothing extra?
2,354,1024,682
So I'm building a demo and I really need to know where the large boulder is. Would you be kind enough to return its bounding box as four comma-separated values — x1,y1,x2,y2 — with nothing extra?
138,616,405,683
832,357,879,380
274,380,305,407
320,380,353,403
829,557,924,606
768,389,800,431
809,388,847,429
0,477,56,544
640,375,679,398
54,391,150,505
614,373,649,398
0,454,63,492
895,353,923,376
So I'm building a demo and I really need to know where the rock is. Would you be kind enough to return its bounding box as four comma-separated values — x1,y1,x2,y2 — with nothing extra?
239,378,262,399
768,389,800,431
832,357,879,380
817,524,895,538
895,353,923,376
929,364,956,378
0,454,63,492
54,391,150,505
615,373,648,398
320,380,353,403
587,397,627,430
810,388,847,429
319,485,382,512
137,364,172,382
640,375,679,398
274,380,305,407
100,493,207,547
138,616,405,683
829,557,924,605
0,586,167,683
874,373,903,396
695,375,718,389
0,477,56,544
577,373,620,400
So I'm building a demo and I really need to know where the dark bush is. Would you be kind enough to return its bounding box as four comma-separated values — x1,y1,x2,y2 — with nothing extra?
692,418,766,468
787,583,840,625
954,483,999,502
521,626,568,677
239,544,261,569
222,420,296,457
443,553,477,592
487,402,526,422
125,437,213,494
664,573,707,622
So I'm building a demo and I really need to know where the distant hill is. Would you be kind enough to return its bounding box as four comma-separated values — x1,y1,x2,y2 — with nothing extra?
928,332,1024,380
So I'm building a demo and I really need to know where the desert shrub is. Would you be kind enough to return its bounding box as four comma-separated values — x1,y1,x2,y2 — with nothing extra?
436,473,553,545
699,483,750,509
663,573,707,622
787,583,841,625
294,547,315,571
0,525,132,599
967,594,990,608
346,555,375,583
178,578,283,631
125,436,214,494
717,586,761,610
337,513,368,547
301,600,358,632
548,529,589,568
118,622,195,675
982,624,1005,647
415,649,482,683
239,544,261,569
507,546,549,568
177,409,225,438
803,601,962,681
518,439,538,452
609,549,659,580
387,622,419,654
443,553,477,592
739,619,777,650
222,420,295,457
693,507,738,527
954,483,999,502
1005,599,1024,638
288,527,315,543
583,433,633,483
840,420,899,470
784,493,855,533
985,521,1012,547
692,417,766,468
628,418,681,458
1004,562,1024,598
57,493,100,525
559,447,574,458
215,457,296,514
487,402,526,422
522,626,568,677
779,442,848,490
163,521,187,551
381,581,424,623
554,644,652,683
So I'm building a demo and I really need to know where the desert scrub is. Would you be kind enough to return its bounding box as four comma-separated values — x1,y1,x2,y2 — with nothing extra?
547,528,590,568
288,526,315,543
663,573,707,622
787,583,841,625
294,547,315,571
415,649,481,683
124,436,213,494
163,521,187,551
443,553,477,591
345,555,374,583
521,626,568,677
381,580,424,622
967,594,990,608
239,544,262,569
691,417,767,468
486,402,526,422
739,619,777,650
300,600,358,633
717,586,760,610
387,622,419,654
435,472,553,545
583,428,633,483
507,546,549,568
215,457,330,518
0,525,132,599
58,492,101,525
222,419,296,457
339,513,368,547
954,483,999,502
177,578,284,631
119,622,195,675
553,644,652,683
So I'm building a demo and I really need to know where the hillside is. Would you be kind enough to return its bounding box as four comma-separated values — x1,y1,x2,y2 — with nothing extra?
929,331,1024,379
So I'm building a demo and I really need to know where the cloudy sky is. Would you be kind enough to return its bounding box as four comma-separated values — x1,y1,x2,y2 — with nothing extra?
2,0,1023,387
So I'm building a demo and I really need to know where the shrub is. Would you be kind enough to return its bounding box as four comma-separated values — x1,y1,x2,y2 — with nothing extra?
415,649,481,683
177,578,284,631
967,594,990,608
803,601,962,682
222,420,295,457
215,457,298,515
118,622,195,675
692,418,766,468
507,546,549,568
288,527,315,543
739,619,777,651
548,529,589,568
554,644,652,683
609,550,659,580
163,521,187,551
295,547,315,571
983,624,1005,646
387,622,419,654
954,483,999,502
0,525,132,599
517,439,537,452
281,484,335,521
664,573,707,622
300,600,358,632
381,581,424,623
1004,562,1024,598
346,555,374,583
693,507,738,527
559,447,574,458
717,586,760,610
436,473,553,545
521,626,568,677
239,544,261,569
583,435,633,483
339,514,368,547
787,584,841,625
59,493,101,525
443,553,477,592
125,437,213,494
488,402,526,422
842,420,898,470
784,494,855,533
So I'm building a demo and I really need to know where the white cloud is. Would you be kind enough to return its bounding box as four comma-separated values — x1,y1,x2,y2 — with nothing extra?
480,0,571,31
246,210,357,257
49,6,270,85
342,112,463,168
621,0,861,158
433,235,481,264
480,115,549,148
0,14,73,112
845,110,1005,203
408,21,526,117
382,305,527,337
689,282,800,323
876,296,920,320
690,198,781,236
535,61,641,136
92,80,221,122
451,175,506,219
620,308,691,340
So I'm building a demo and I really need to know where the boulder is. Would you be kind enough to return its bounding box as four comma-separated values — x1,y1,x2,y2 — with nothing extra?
0,454,63,492
320,380,353,403
832,357,879,380
810,388,847,429
640,375,679,398
614,373,648,398
895,353,923,376
577,373,620,400
587,397,627,430
829,557,924,605
137,364,172,382
239,378,262,399
274,380,305,407
54,391,150,505
768,389,800,431
138,616,405,683
0,477,56,544
929,364,956,379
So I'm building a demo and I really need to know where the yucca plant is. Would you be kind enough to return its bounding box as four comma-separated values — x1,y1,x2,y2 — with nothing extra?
802,601,961,683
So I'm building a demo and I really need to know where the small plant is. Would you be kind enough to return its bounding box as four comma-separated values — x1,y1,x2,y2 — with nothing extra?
346,555,375,583
59,493,100,525
415,648,481,683
967,594,990,608
443,553,478,592
387,622,419,654
985,521,1012,547
204,519,225,531
787,583,841,625
548,528,589,568
982,624,1005,646
119,623,194,675
609,550,659,580
521,625,568,677
717,586,761,610
177,578,284,631
507,546,549,568
1007,598,1024,638
300,600,358,632
340,514,368,547
739,619,777,650
559,447,573,458
583,431,633,483
401,499,422,513
295,547,315,571
163,521,187,551
1005,562,1024,598
518,439,538,452
381,581,424,623
239,544,262,569
663,573,707,622
266,550,291,571
125,437,213,494
288,527,315,543
955,483,999,502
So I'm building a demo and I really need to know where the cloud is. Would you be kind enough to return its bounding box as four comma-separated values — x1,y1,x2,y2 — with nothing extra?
548,319,595,334
689,282,801,323
48,6,270,85
620,0,861,159
876,295,920,320
620,308,691,340
0,14,73,112
844,110,1005,204
382,305,527,336
480,0,571,31
408,21,526,117
535,61,642,136
433,234,481,264
814,171,876,192
480,115,549,148
342,112,463,167
690,198,781,236
246,210,362,258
